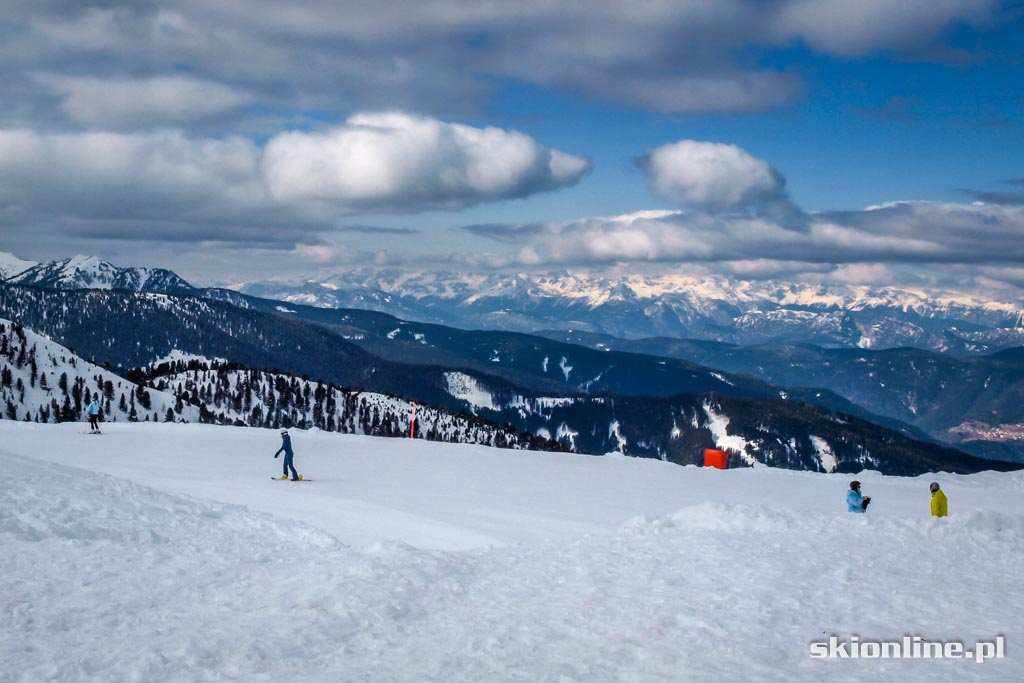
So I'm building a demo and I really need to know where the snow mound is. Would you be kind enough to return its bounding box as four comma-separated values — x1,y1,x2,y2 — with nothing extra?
622,501,791,534
949,509,1024,535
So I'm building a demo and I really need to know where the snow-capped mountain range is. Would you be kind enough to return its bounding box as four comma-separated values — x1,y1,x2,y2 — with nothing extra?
238,268,1024,353
3,251,1024,467
4,252,1023,353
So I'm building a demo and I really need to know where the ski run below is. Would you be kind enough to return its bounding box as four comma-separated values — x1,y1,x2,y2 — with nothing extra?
1,421,1021,682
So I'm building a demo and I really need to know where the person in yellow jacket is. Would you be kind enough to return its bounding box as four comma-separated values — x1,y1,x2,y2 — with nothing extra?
930,482,948,517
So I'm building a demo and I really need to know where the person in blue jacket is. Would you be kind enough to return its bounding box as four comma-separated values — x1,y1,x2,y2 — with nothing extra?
847,480,871,512
86,397,101,433
274,428,300,480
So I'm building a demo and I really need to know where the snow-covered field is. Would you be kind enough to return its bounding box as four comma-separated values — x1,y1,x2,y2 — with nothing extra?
1,421,1021,682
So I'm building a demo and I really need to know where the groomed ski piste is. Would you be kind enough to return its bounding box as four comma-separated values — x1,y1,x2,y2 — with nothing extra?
1,422,1021,682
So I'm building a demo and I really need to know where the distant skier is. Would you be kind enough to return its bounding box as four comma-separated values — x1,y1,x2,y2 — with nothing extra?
86,398,101,434
274,428,300,481
930,482,948,517
847,480,870,513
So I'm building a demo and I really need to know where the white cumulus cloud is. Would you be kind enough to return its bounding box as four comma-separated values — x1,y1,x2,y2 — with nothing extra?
262,112,590,209
642,140,786,210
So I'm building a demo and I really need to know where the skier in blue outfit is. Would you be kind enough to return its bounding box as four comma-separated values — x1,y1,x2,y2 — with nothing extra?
847,480,871,512
274,429,300,480
86,398,101,433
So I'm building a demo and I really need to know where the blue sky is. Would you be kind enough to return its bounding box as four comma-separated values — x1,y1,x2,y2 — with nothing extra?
476,18,1024,214
0,1,1022,293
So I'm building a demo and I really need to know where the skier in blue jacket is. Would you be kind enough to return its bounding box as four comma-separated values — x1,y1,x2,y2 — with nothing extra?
847,480,871,512
274,429,300,480
86,398,101,433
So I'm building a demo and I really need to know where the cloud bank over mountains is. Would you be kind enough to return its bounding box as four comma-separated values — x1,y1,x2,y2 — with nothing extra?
465,138,1024,289
468,201,1024,270
0,0,1018,296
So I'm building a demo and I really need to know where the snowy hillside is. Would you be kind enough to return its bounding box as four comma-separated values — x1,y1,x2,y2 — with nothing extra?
1,421,1021,681
0,319,197,425
147,361,557,450
555,332,1024,463
0,316,553,451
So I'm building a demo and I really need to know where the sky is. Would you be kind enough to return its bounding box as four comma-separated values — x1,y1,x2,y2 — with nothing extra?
0,0,1023,295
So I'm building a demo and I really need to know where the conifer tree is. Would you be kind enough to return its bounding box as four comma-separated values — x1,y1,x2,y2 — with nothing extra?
60,395,75,422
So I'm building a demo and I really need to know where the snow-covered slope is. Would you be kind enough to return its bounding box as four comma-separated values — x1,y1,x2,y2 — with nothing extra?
0,318,197,424
1,422,1021,681
0,316,549,450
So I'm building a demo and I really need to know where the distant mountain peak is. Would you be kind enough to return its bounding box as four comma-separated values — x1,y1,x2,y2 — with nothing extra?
65,254,101,266
0,252,39,280
9,254,195,293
